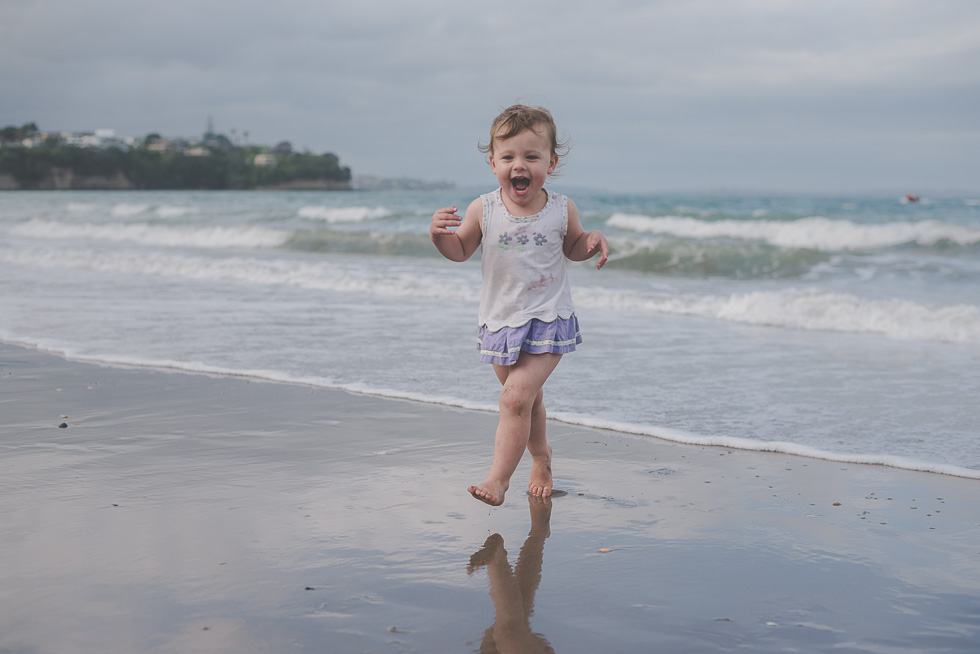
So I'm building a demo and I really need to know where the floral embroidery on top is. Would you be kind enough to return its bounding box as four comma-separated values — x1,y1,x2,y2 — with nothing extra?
497,228,548,252
497,230,536,252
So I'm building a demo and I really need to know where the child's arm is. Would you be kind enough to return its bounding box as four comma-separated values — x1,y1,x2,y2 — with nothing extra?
430,199,483,262
562,199,609,270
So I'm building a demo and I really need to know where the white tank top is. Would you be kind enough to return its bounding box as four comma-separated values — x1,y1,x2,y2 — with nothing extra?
477,188,576,331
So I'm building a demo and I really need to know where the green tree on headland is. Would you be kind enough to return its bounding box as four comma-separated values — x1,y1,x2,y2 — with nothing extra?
0,123,39,143
0,123,351,190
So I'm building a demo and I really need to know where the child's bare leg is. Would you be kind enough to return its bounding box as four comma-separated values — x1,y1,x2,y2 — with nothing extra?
526,388,553,497
468,353,561,506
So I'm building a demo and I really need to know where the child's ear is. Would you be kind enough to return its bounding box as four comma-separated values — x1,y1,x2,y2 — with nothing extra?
548,154,558,174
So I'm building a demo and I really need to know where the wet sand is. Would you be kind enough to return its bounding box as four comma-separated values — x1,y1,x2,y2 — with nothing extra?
2,342,979,653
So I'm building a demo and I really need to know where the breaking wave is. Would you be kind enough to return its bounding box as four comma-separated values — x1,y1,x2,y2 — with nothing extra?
606,237,827,278
577,287,980,344
4,243,977,345
607,214,980,251
8,219,290,249
297,206,393,223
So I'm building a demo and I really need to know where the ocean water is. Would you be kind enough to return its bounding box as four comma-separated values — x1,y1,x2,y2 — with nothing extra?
2,189,978,478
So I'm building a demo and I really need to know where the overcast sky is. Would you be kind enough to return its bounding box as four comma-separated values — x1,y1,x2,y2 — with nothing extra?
3,0,978,193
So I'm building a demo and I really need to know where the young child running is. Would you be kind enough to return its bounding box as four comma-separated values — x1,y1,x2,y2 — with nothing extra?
430,104,609,507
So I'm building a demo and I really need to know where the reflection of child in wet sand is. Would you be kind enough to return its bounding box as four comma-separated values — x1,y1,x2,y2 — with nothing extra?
430,104,608,506
467,496,556,653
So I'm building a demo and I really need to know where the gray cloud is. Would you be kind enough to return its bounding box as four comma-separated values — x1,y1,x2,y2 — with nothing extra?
3,0,978,191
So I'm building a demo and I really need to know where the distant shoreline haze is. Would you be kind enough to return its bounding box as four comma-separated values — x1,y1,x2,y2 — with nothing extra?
0,122,356,191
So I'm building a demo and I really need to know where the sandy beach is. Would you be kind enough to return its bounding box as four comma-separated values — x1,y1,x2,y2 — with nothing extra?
2,342,978,653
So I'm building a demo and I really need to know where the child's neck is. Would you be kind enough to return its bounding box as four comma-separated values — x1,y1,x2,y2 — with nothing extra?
500,187,548,217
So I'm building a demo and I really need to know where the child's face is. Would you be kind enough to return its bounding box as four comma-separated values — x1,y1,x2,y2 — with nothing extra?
489,126,558,214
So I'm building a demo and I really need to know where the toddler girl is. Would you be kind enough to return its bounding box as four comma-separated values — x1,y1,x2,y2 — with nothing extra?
430,104,608,506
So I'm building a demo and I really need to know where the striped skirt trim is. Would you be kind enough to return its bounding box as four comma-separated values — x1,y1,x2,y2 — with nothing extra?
477,315,581,365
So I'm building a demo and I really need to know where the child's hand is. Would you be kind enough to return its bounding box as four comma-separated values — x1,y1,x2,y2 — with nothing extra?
430,199,482,262
430,206,461,237
587,231,609,270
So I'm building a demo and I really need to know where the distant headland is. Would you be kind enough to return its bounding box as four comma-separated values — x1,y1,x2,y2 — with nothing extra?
0,121,357,191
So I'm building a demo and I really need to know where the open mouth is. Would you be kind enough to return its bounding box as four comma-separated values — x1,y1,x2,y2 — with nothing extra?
511,177,531,195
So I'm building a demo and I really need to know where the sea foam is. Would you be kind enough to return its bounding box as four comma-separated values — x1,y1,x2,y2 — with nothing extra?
297,206,392,223
0,247,481,302
5,239,977,344
66,202,98,213
607,214,980,251
546,411,980,480
110,203,151,217
576,287,980,345
7,330,978,480
155,205,197,218
9,219,290,250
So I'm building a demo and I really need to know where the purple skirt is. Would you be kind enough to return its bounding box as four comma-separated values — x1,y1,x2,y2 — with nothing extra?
478,315,581,365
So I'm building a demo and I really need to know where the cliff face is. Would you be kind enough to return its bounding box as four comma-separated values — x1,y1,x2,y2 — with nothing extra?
50,168,135,190
0,169,134,190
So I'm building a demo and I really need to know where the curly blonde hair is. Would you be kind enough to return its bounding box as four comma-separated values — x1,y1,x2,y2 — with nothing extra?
479,104,569,172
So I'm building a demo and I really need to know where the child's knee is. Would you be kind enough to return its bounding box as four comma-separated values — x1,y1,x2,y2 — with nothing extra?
499,384,534,416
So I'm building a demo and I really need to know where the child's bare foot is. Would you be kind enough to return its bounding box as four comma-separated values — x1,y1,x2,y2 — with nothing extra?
468,480,507,506
527,445,553,498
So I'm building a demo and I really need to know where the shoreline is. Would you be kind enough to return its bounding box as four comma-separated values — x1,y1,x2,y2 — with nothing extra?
2,342,979,652
7,338,978,481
